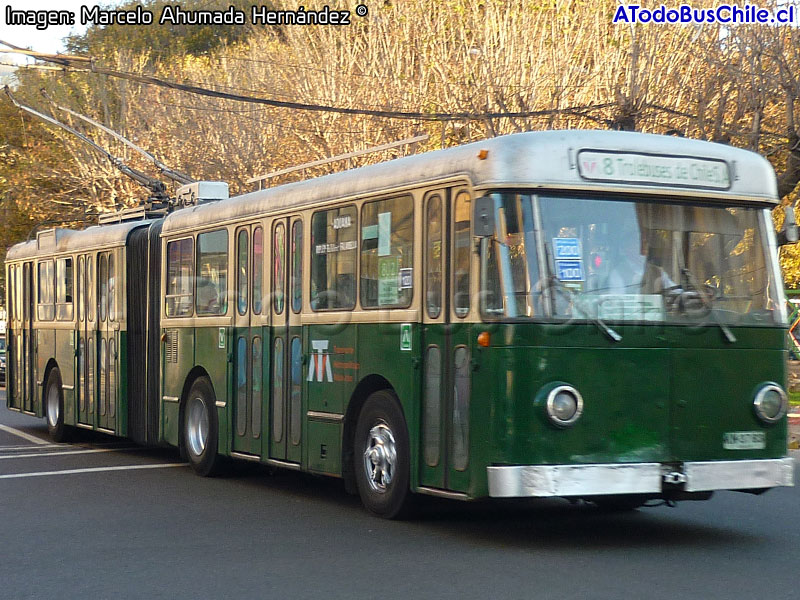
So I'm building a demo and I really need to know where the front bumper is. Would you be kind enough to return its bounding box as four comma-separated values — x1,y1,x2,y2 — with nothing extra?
487,458,795,498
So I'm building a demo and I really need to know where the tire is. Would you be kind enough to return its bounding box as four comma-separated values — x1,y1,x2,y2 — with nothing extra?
45,367,70,443
354,390,411,518
183,377,222,477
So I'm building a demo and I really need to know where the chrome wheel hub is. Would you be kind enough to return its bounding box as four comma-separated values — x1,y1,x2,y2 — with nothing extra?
186,397,209,457
46,383,60,428
363,423,396,493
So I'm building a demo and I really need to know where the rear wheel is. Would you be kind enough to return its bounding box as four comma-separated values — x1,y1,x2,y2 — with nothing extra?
184,377,222,476
354,390,411,518
45,367,70,443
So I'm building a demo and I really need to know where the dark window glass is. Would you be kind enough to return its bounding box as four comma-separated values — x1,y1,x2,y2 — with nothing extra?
426,195,443,318
78,257,84,323
291,220,303,313
273,223,286,314
37,260,54,321
452,346,470,471
237,336,247,436
253,227,263,315
237,229,249,316
360,196,413,308
196,231,228,316
99,254,108,323
453,192,471,317
166,238,194,317
272,338,284,443
252,337,262,437
424,345,441,467
108,257,115,322
56,257,74,321
310,206,357,310
290,336,302,445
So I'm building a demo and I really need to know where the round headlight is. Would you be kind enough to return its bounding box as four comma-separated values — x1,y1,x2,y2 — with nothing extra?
546,385,583,427
753,384,787,424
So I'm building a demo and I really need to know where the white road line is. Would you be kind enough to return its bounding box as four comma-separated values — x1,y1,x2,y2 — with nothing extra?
0,424,50,445
0,463,186,479
0,447,142,460
0,444,65,451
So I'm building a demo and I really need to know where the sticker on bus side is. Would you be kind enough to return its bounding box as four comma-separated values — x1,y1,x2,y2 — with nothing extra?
218,328,225,349
400,323,412,351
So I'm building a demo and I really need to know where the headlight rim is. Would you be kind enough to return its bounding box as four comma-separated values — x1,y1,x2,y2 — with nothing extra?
753,383,788,425
545,384,584,428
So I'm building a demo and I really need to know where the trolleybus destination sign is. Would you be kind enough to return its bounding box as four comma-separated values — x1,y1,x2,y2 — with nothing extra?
577,150,731,190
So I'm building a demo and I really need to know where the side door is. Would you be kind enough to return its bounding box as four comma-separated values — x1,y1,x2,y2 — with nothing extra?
96,251,118,432
21,261,35,413
231,224,265,456
76,253,97,427
269,217,303,464
419,188,473,493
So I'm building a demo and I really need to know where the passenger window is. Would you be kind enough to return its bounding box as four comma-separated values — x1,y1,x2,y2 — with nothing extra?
108,256,115,321
253,227,263,315
37,260,54,321
237,229,249,316
310,206,357,311
453,192,471,317
361,196,413,309
291,220,303,313
99,254,108,322
196,230,228,316
56,258,73,321
166,238,194,317
426,195,443,318
273,222,286,315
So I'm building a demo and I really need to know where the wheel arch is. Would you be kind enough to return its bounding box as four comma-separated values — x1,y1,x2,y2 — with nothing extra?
342,374,398,493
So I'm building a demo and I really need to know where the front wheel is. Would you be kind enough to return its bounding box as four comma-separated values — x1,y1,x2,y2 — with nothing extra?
45,367,70,443
354,390,411,518
183,377,222,477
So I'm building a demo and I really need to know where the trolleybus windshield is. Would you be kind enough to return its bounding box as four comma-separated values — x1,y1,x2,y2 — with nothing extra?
481,192,784,326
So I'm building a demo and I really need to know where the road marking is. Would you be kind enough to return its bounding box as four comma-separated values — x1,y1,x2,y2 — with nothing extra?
0,463,186,479
0,447,143,460
0,444,65,451
0,424,49,445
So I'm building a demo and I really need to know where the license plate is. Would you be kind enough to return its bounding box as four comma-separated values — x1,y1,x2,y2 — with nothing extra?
723,431,766,450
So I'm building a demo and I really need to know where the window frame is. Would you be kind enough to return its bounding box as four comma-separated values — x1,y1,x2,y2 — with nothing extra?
165,236,195,318
309,204,358,312
195,229,229,317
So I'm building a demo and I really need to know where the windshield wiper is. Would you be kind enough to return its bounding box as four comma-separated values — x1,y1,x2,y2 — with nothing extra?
544,275,622,342
679,267,736,343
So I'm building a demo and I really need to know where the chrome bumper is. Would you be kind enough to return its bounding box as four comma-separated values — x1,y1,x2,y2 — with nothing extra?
486,458,795,498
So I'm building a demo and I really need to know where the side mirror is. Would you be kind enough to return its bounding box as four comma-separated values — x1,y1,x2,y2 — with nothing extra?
473,196,495,237
779,204,798,245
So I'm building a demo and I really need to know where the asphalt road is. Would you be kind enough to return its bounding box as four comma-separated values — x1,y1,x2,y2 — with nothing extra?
0,389,798,600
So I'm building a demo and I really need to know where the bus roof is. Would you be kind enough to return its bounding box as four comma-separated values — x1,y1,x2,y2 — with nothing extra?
162,130,779,235
6,220,154,262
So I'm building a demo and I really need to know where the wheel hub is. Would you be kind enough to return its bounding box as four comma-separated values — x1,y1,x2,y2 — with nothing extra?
46,383,60,428
363,423,396,493
186,397,209,457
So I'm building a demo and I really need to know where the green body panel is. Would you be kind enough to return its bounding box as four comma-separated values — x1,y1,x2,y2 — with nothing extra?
35,329,55,416
307,420,341,474
161,327,196,446
195,326,231,454
466,323,788,496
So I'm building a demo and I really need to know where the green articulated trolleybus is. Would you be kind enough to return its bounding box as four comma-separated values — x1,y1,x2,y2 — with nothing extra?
5,130,795,517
